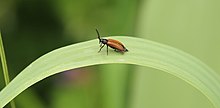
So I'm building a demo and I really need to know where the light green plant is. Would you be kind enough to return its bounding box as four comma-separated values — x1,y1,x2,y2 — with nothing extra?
0,36,220,108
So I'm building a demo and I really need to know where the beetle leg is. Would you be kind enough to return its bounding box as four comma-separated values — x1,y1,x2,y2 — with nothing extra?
98,44,105,53
107,45,108,55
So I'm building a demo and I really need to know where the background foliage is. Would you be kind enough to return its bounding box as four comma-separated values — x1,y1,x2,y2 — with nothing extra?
0,0,219,108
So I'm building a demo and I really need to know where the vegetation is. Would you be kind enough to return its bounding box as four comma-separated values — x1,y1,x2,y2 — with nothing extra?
0,0,220,108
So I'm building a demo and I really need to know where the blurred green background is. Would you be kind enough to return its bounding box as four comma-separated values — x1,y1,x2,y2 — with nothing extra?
0,0,219,108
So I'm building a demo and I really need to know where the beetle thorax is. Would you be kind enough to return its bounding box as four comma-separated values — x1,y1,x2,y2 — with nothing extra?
101,39,108,44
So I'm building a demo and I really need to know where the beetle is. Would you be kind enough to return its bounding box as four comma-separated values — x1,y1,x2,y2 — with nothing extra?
96,29,128,55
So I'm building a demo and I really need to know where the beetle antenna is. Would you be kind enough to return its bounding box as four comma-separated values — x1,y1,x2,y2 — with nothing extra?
96,29,101,43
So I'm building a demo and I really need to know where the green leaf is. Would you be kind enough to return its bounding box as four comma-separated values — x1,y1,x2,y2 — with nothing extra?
0,36,220,108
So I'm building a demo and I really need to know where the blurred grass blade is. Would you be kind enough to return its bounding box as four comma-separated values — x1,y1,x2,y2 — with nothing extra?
0,32,10,87
0,36,220,108
0,32,16,108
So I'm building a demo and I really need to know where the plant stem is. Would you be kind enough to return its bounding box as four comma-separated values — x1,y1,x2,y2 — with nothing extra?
0,32,16,108
0,32,10,85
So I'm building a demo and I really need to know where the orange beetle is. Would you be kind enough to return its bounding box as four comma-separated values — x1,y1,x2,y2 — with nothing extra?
96,29,128,55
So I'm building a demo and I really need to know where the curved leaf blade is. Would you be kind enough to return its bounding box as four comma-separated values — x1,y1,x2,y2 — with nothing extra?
0,36,220,107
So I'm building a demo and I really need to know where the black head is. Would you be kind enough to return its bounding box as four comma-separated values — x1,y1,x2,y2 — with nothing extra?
96,29,108,44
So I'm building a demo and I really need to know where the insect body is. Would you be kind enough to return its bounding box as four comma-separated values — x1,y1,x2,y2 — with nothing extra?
96,29,128,55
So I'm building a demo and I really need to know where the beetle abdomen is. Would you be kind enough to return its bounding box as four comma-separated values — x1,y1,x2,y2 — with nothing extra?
107,41,128,52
